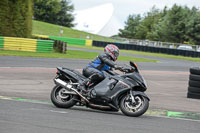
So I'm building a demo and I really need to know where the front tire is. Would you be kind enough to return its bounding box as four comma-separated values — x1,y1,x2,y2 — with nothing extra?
120,94,149,117
51,85,78,108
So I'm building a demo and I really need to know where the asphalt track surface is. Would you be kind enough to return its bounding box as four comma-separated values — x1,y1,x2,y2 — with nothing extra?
68,47,200,72
0,48,200,133
0,99,199,133
1,49,200,71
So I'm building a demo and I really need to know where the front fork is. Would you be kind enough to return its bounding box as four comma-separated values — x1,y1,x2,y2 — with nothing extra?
130,90,136,104
129,90,150,101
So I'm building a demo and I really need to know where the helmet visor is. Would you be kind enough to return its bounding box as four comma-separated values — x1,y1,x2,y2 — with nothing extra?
114,51,119,58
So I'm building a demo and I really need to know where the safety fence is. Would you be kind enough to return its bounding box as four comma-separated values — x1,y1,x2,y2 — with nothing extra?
33,34,93,46
93,40,200,58
112,37,200,51
0,36,54,53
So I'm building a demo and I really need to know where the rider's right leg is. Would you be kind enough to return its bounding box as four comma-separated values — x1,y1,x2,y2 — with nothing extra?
79,67,105,93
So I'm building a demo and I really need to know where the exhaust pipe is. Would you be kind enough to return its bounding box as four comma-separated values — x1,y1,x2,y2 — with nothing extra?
88,103,112,111
54,78,70,88
54,78,89,103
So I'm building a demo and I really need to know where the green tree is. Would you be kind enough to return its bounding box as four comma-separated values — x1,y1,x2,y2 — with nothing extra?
56,0,74,27
134,22,148,39
34,0,74,27
119,6,162,40
118,14,141,39
150,6,168,41
0,0,33,38
186,7,200,45
120,4,200,45
135,6,162,40
153,4,190,43
34,0,61,23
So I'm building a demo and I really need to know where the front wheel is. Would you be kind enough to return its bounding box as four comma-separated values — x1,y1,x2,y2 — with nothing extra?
120,94,149,117
51,85,78,108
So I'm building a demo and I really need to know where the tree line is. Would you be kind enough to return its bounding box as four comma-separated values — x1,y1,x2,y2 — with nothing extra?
1,1,199,47
119,4,200,45
34,0,74,28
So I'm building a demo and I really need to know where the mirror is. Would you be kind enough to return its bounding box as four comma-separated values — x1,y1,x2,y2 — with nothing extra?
130,61,134,67
130,61,138,72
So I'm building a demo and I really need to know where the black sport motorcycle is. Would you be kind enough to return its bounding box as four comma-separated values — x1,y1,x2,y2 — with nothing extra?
51,61,150,117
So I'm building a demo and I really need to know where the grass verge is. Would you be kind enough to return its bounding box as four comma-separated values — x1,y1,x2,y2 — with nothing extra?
32,20,116,42
69,45,200,62
0,50,157,62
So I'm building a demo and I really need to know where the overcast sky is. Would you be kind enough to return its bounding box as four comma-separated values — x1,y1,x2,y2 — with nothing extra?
72,0,200,26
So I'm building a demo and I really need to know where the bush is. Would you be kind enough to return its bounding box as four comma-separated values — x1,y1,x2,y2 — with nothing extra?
0,0,33,38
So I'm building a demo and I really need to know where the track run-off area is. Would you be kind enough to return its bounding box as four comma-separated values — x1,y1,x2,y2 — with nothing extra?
0,51,200,133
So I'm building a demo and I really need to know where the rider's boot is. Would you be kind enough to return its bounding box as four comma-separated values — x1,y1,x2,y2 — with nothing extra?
77,79,90,94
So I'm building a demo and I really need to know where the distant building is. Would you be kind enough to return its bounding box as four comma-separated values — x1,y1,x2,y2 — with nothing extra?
73,3,123,37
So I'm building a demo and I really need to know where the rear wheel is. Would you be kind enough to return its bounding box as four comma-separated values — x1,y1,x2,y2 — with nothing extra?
120,94,149,117
51,85,78,108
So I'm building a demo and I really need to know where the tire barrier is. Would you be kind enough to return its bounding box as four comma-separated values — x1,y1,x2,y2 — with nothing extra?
0,36,53,53
190,67,200,75
35,37,67,54
33,34,93,47
92,41,200,58
49,36,92,46
53,40,67,54
0,36,3,48
189,74,200,81
187,67,200,99
32,35,200,57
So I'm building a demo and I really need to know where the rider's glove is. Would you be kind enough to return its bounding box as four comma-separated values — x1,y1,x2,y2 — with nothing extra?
114,65,123,70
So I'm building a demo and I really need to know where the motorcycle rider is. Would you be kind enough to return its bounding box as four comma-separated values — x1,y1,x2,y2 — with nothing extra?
78,44,121,92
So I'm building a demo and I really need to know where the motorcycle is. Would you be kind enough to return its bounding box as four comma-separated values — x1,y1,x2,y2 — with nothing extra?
51,61,150,117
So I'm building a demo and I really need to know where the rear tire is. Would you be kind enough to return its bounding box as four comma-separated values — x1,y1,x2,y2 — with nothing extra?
120,94,149,117
51,85,78,108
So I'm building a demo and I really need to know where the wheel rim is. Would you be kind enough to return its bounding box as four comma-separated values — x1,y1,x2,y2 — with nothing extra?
123,95,145,113
54,86,73,103
58,88,70,99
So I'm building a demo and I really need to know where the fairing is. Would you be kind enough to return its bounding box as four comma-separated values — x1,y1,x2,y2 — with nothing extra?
55,65,148,111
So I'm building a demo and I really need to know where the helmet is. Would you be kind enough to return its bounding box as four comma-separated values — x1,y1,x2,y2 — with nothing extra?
104,44,119,61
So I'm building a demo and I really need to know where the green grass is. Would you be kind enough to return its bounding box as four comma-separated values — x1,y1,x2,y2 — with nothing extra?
32,20,116,42
21,20,200,62
69,45,200,62
118,56,157,62
121,50,200,62
0,50,157,62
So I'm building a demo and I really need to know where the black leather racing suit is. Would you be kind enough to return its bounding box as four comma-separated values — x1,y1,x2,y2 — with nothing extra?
82,53,116,84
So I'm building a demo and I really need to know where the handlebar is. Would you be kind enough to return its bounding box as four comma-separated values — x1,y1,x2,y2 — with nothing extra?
114,61,138,73
115,67,131,73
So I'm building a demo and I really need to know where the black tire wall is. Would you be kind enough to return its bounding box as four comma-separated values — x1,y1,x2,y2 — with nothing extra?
92,41,200,58
187,67,200,99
